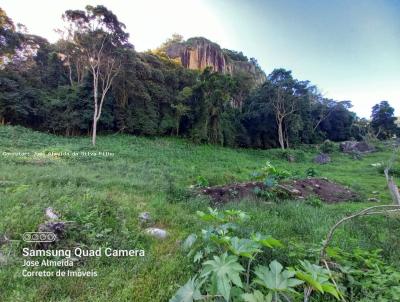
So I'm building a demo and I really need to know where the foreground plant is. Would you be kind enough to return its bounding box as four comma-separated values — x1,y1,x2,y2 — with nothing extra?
170,208,341,302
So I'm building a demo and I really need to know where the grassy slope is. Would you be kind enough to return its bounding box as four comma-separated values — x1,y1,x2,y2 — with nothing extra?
0,125,399,301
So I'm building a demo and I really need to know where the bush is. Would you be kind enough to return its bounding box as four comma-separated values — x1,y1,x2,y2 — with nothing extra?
195,176,209,188
377,163,400,177
251,161,291,181
305,196,323,207
306,167,318,177
172,208,342,302
327,248,400,301
320,140,336,153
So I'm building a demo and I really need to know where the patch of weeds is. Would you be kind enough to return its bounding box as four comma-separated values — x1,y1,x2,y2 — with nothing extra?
227,187,239,198
377,164,400,177
306,167,317,177
320,139,336,153
253,186,277,200
305,196,323,208
351,150,363,160
269,149,306,162
195,175,209,188
165,173,191,203
252,161,291,181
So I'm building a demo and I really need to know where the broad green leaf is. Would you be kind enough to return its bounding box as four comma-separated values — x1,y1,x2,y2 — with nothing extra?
242,290,272,302
210,233,231,245
296,260,342,300
169,278,203,302
196,208,223,222
182,234,197,251
201,253,244,301
229,237,261,258
254,260,303,292
193,251,203,263
321,283,340,300
252,233,283,249
296,271,323,292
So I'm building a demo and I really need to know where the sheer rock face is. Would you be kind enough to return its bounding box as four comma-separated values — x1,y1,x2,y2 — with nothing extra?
166,37,266,86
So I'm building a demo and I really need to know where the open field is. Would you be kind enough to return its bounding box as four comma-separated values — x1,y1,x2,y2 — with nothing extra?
0,125,399,301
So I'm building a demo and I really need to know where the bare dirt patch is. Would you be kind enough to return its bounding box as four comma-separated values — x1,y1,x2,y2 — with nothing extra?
201,178,358,204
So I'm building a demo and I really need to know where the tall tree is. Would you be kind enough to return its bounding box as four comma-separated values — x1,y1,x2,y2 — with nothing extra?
63,5,131,145
0,7,23,65
196,68,234,144
268,69,297,149
371,101,398,139
172,87,192,135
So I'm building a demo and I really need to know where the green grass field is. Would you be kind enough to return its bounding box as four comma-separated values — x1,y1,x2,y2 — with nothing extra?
0,125,399,301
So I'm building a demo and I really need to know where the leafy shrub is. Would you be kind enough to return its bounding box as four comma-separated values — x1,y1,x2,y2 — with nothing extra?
251,161,291,181
320,140,336,153
305,196,323,208
306,167,317,177
327,248,400,301
253,186,278,201
377,164,400,177
195,176,210,188
165,172,191,203
172,208,341,302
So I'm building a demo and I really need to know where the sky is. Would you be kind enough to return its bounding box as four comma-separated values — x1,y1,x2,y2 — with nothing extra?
2,0,399,118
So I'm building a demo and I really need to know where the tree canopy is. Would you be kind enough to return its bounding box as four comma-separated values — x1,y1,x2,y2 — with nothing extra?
0,5,393,147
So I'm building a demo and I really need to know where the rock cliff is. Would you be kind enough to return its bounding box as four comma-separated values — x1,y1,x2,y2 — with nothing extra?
165,37,266,87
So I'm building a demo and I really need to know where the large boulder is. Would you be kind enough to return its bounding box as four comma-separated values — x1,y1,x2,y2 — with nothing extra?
314,153,331,164
340,141,375,153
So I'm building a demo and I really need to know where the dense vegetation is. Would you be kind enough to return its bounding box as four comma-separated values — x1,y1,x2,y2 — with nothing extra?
1,6,398,148
0,126,399,301
1,4,400,302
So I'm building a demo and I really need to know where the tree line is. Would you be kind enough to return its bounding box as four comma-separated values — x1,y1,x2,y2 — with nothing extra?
0,5,398,147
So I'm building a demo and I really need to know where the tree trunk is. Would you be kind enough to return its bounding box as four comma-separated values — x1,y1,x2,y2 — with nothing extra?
67,57,74,86
92,85,98,146
284,123,289,148
92,117,97,146
277,118,285,150
384,168,400,205
176,121,180,136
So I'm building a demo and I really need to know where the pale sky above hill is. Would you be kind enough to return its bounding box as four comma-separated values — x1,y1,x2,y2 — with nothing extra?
2,0,399,118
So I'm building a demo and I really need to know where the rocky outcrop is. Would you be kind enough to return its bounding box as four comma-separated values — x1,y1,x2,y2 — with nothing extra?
340,141,375,153
165,37,266,87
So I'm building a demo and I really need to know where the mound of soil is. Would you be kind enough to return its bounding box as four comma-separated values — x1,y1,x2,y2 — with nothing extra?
201,178,358,204
201,182,263,203
284,178,358,203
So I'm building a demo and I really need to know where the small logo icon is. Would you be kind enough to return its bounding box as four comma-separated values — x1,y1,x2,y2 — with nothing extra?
22,232,56,243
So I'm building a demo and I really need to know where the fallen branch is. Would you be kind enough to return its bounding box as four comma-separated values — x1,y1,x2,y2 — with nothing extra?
384,168,400,205
384,146,400,205
322,259,347,302
320,205,400,259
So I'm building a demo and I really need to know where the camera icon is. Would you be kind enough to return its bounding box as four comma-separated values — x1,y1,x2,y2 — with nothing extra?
22,232,56,242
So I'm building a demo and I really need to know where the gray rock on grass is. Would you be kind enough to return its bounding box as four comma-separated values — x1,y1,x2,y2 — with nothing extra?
314,153,331,164
340,141,375,153
45,207,59,220
145,227,168,239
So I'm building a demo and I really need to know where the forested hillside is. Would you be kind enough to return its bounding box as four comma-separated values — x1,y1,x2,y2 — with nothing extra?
2,5,397,148
1,4,400,302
